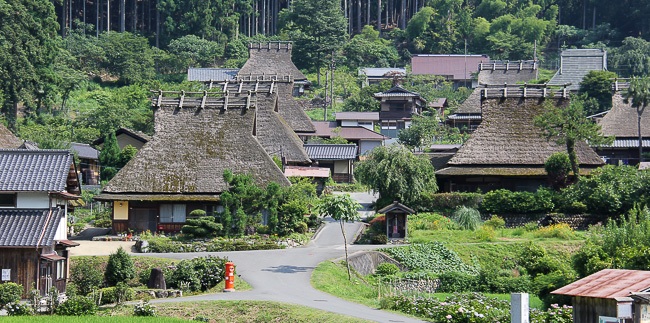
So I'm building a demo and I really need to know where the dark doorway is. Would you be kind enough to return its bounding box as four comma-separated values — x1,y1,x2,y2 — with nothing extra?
129,208,158,232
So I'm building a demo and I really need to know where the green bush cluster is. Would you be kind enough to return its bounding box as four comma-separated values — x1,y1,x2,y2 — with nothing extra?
56,296,97,316
375,263,400,276
438,269,532,294
105,247,135,286
99,283,135,305
409,212,456,230
483,215,506,229
5,301,32,316
0,282,23,309
168,256,228,292
416,192,483,212
481,188,554,214
142,235,283,253
381,242,478,275
133,301,156,317
453,206,482,231
181,216,224,238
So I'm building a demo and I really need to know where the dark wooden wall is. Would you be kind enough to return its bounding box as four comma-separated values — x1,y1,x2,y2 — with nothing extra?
0,248,41,297
573,296,617,323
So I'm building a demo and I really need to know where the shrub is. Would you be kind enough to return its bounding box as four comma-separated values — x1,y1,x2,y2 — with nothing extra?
375,263,400,276
371,233,388,244
5,301,32,316
534,223,576,239
56,296,97,316
483,215,505,229
523,222,539,232
0,282,23,309
409,212,456,230
181,216,223,238
474,226,496,242
545,152,572,190
99,282,135,305
533,271,575,308
381,293,511,322
478,267,533,294
105,247,135,286
416,192,483,212
438,271,478,293
133,301,156,317
453,206,482,231
168,256,227,292
481,189,554,214
294,221,308,234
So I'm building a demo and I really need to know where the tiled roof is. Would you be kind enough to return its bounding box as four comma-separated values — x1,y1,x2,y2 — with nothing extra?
548,49,607,91
187,68,239,82
0,208,64,247
311,122,387,140
412,54,490,80
553,269,650,299
70,143,99,160
429,98,448,108
0,124,22,149
374,85,422,98
597,139,650,148
378,201,415,214
92,127,151,146
304,144,357,160
335,112,379,121
0,150,74,191
359,67,406,77
447,114,482,120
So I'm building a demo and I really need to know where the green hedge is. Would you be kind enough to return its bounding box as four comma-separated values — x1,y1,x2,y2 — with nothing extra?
139,236,283,253
416,192,483,212
481,189,554,215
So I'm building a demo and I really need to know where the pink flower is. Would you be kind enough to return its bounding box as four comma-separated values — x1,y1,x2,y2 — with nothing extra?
446,315,452,320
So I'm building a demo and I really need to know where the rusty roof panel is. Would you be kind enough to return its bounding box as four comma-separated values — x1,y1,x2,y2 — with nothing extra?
553,269,650,299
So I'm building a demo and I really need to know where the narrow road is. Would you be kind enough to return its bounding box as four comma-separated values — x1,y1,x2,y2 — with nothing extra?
142,192,426,322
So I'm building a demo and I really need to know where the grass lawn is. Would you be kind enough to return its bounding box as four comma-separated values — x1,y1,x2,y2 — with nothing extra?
3,317,186,323
100,300,371,322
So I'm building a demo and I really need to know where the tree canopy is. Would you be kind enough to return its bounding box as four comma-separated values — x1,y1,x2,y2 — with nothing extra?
355,145,438,208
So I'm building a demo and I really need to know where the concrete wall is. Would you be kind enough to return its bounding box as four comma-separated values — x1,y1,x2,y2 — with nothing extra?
345,251,405,276
16,192,49,208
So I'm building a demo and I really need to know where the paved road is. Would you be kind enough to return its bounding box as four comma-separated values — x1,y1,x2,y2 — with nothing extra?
76,191,425,322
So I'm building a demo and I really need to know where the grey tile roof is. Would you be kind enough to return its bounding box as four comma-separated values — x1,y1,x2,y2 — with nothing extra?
598,139,650,148
304,144,357,160
0,150,74,191
311,122,387,140
0,208,64,247
92,127,151,146
374,86,422,98
335,112,379,121
187,68,239,82
70,143,99,160
548,49,607,91
359,68,406,77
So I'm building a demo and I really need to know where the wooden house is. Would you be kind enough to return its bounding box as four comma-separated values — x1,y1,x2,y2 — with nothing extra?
358,67,406,87
95,90,290,233
0,149,80,297
92,127,151,151
437,86,604,192
335,112,379,131
303,144,357,183
311,119,387,155
373,86,427,138
552,269,650,323
70,143,100,186
594,92,650,166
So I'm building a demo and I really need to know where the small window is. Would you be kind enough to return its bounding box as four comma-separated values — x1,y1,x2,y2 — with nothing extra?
0,194,16,207
56,260,66,280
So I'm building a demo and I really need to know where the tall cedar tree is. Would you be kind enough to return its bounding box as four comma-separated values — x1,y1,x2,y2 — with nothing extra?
534,97,612,180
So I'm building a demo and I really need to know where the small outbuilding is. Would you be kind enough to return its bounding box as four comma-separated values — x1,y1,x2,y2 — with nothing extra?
377,201,415,240
552,269,650,323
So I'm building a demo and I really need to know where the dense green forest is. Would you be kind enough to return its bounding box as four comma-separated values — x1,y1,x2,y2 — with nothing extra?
1,0,649,149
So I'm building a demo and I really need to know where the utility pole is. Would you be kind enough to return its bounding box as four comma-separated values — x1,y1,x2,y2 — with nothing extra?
331,53,335,117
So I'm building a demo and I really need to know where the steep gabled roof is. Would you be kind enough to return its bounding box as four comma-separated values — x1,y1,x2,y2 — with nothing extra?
453,88,482,114
447,98,604,166
275,82,316,133
0,208,64,247
0,149,76,192
0,124,22,149
553,269,650,299
304,144,357,160
599,93,650,138
238,42,307,81
548,49,607,91
102,94,289,196
92,127,151,146
378,201,415,214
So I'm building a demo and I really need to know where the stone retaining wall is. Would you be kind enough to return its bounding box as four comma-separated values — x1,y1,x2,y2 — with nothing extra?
345,251,405,276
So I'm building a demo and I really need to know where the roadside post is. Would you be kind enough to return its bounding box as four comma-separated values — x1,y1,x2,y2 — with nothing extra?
224,262,235,292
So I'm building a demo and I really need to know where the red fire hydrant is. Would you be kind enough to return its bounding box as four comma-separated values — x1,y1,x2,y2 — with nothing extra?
224,262,235,292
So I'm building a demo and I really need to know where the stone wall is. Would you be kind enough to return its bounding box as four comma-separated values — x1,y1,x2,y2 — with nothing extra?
344,251,405,276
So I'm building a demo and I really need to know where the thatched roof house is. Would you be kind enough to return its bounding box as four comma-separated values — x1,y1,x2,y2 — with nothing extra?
96,91,290,233
438,89,604,192
0,124,22,148
594,92,650,165
239,42,307,81
219,77,311,164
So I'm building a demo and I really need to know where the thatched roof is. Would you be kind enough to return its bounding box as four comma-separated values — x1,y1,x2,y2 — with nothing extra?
101,94,290,197
447,98,604,167
217,78,312,162
453,88,482,114
0,124,22,149
477,60,538,85
238,42,307,81
599,93,650,137
275,82,316,133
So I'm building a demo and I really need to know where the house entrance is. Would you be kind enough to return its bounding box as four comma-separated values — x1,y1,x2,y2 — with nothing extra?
129,208,158,232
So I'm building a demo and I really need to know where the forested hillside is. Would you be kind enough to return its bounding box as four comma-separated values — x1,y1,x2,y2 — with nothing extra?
1,0,649,149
